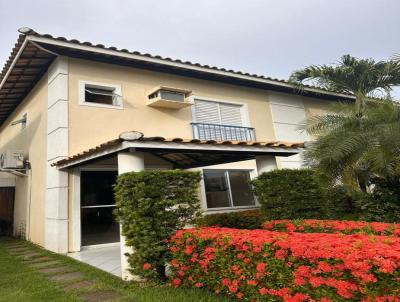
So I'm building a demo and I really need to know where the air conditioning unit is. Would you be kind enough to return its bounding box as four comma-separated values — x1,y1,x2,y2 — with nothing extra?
0,151,24,169
147,86,193,109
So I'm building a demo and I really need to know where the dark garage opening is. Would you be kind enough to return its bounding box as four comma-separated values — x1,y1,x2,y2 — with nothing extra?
0,187,15,236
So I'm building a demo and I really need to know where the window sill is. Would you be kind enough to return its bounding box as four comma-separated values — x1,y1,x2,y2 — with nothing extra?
205,205,260,214
79,102,123,110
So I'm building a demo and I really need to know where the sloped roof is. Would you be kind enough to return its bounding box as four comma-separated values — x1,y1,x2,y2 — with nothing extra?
52,134,304,169
0,27,355,127
0,33,55,125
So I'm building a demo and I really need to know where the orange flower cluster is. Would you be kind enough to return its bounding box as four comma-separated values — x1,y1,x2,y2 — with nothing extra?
168,227,400,301
262,220,400,237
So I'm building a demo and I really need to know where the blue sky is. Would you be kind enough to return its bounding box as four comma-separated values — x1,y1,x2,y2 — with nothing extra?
1,0,399,97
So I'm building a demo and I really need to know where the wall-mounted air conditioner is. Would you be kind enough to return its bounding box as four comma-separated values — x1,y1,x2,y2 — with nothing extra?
0,151,24,169
146,86,193,109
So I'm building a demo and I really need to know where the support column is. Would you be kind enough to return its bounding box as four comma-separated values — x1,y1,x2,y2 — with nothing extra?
256,155,277,175
45,56,69,253
117,151,144,280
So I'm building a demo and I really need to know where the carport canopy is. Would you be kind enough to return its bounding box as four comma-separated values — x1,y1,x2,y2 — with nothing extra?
52,131,304,170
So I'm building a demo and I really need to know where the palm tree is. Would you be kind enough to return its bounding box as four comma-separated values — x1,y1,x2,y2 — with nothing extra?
289,55,400,192
303,99,400,191
290,55,400,114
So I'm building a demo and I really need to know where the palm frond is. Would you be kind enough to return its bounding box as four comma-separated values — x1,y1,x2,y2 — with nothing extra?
304,96,400,191
290,55,400,114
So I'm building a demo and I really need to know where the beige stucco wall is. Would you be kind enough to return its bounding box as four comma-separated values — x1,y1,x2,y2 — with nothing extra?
303,95,336,117
68,58,277,155
0,74,48,245
64,58,338,250
68,58,335,155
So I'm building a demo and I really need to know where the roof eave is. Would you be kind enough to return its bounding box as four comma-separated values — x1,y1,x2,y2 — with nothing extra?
27,34,354,100
53,139,303,169
0,37,29,91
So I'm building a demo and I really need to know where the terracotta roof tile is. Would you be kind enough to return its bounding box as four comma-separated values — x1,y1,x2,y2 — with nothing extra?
1,28,355,98
0,28,357,127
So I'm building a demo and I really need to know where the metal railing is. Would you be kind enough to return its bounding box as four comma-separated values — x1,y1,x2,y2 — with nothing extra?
191,122,256,141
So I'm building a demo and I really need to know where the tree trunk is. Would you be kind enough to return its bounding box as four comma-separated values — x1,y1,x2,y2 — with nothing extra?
355,93,366,115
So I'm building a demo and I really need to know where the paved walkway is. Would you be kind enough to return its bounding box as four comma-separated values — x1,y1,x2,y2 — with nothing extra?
69,244,121,277
3,239,133,302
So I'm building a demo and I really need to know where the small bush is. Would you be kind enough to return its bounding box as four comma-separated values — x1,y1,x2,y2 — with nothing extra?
358,198,400,223
114,170,201,280
325,187,363,219
252,169,328,220
196,210,263,229
358,177,400,223
169,227,400,301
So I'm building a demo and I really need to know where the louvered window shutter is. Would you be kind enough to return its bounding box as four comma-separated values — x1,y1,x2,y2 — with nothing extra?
194,100,220,124
220,103,246,140
193,100,246,140
219,103,243,126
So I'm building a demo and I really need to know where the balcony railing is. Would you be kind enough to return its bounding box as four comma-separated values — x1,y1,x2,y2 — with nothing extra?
191,122,256,141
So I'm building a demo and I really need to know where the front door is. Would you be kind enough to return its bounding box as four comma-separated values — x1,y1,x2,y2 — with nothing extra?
81,171,120,246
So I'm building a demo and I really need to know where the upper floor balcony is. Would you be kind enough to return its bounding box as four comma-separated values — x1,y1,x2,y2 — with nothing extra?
191,122,256,141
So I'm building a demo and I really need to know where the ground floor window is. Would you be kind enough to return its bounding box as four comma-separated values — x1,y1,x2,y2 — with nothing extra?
203,170,255,209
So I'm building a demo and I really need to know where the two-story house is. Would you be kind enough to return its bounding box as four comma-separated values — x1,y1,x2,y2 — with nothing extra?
0,28,353,278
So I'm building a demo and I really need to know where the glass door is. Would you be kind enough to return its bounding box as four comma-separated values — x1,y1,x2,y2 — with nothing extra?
81,171,120,246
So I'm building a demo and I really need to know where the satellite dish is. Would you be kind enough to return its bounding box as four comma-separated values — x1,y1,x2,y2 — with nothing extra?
119,131,144,141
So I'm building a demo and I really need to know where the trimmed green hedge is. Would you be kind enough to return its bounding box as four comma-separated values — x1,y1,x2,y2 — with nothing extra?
196,209,263,229
358,177,400,222
114,170,202,280
252,169,329,220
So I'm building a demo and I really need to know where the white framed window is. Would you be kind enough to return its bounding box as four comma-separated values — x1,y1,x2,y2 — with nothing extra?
79,81,123,109
202,169,256,210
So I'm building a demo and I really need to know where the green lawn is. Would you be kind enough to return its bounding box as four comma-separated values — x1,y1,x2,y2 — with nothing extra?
0,241,81,302
0,238,230,302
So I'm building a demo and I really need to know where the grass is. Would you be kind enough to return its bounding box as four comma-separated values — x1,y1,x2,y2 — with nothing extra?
0,240,81,302
0,238,231,302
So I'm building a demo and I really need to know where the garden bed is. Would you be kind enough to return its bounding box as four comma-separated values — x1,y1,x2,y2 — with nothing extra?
168,225,400,301
263,219,400,237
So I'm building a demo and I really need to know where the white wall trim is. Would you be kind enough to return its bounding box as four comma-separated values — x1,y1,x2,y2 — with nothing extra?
45,56,70,254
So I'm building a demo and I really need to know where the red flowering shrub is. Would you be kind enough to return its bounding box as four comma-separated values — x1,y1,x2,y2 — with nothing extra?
169,227,400,301
263,220,400,237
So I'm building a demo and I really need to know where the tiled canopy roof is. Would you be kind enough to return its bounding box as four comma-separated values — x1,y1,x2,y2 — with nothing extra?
52,135,304,169
0,27,354,127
